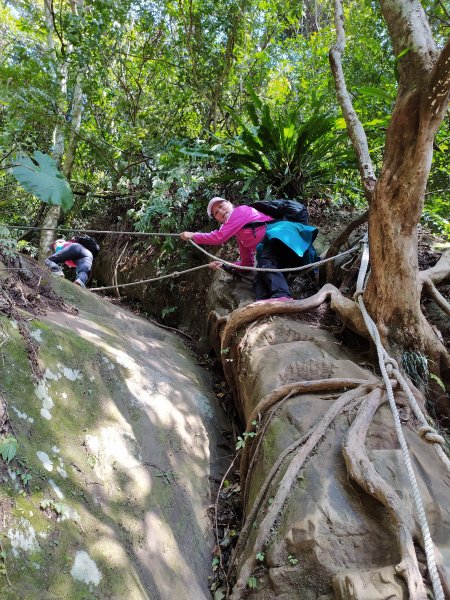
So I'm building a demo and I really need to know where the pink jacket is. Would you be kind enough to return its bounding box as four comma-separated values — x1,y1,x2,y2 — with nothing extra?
193,205,273,266
54,241,77,268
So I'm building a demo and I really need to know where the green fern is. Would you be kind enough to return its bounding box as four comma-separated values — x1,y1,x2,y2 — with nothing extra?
222,86,355,198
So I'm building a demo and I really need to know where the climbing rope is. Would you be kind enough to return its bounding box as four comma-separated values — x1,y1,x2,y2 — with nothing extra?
189,239,358,273
89,244,358,290
355,240,445,600
0,245,355,291
0,225,180,237
1,223,359,290
390,366,450,472
1,222,358,271
89,264,210,291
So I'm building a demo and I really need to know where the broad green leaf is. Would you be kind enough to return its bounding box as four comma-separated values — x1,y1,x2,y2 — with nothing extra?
0,436,18,463
11,151,73,212
357,87,393,101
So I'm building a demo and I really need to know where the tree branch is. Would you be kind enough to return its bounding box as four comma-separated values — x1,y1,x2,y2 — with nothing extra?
44,0,66,56
324,209,368,281
343,388,427,599
379,0,437,88
329,0,376,203
437,0,450,20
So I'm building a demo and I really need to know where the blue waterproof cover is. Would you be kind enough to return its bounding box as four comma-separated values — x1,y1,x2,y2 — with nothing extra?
263,221,318,257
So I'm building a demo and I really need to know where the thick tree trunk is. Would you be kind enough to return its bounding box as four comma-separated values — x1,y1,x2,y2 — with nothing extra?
365,89,433,350
331,0,450,363
38,205,63,262
38,1,63,262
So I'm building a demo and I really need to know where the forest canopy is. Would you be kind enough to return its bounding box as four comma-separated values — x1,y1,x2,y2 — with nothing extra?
0,0,448,238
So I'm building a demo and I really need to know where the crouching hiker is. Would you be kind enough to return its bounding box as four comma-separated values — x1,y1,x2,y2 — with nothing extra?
180,197,319,302
45,236,99,288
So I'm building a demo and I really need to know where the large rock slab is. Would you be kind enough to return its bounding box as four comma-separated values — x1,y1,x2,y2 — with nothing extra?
0,277,228,599
208,277,450,599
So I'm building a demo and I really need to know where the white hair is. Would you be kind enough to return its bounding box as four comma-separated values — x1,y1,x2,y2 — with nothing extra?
207,197,227,217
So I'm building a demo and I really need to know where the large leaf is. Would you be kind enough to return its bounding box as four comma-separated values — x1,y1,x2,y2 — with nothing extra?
11,151,73,212
357,86,394,102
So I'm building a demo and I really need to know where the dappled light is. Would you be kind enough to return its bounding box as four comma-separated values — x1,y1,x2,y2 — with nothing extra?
0,0,449,596
0,277,229,598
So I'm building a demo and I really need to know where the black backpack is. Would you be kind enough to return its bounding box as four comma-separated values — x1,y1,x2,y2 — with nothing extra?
71,235,100,257
250,199,309,225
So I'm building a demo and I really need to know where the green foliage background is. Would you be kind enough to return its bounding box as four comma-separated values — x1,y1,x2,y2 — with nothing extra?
0,0,448,239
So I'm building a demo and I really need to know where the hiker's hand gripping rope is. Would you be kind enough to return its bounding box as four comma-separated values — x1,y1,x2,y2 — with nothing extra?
179,231,195,241
180,231,237,271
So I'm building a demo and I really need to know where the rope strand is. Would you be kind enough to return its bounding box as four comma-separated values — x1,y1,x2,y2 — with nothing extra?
1,223,359,288
189,239,357,273
90,264,210,291
1,224,180,237
355,240,444,600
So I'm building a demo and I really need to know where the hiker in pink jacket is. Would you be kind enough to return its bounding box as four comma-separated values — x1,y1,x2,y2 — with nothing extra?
45,239,93,288
180,197,318,302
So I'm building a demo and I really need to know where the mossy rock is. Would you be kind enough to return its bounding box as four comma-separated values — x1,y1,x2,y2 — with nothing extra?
0,277,228,599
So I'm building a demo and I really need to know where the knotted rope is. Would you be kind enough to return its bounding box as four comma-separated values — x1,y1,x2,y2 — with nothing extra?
354,240,445,600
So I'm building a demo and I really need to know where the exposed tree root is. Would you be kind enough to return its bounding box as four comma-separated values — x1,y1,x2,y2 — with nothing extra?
238,379,371,500
338,253,362,294
423,280,450,317
342,388,427,599
112,240,129,298
419,250,450,291
220,285,370,390
229,428,314,584
207,310,228,349
236,383,381,559
329,288,369,337
220,252,450,597
391,368,450,473
245,377,370,439
229,384,375,600
418,249,450,376
240,392,294,506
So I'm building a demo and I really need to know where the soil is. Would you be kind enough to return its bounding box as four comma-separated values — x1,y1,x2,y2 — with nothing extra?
0,249,77,379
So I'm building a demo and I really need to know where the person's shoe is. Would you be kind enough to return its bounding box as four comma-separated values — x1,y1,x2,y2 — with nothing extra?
52,270,64,278
255,296,294,303
74,279,86,288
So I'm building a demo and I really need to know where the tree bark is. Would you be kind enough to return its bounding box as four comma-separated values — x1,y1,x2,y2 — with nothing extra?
38,0,65,262
330,0,450,365
329,0,376,203
38,0,85,262
364,2,450,356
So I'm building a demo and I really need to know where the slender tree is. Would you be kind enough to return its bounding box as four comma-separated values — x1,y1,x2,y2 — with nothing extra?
38,0,86,261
